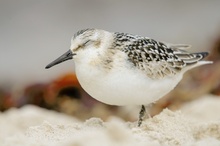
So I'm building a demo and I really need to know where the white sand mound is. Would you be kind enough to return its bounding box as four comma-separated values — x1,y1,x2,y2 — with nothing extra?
181,94,220,122
1,95,220,146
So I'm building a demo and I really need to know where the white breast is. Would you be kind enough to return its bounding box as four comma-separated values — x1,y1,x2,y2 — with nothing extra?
74,51,183,106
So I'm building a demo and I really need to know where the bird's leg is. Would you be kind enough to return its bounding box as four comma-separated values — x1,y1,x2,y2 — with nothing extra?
138,105,146,127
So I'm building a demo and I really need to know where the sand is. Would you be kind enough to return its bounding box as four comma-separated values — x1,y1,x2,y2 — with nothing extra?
1,94,220,146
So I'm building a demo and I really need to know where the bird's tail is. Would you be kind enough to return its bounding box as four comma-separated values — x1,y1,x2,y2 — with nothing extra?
175,51,211,64
178,52,212,71
185,52,209,64
192,52,209,60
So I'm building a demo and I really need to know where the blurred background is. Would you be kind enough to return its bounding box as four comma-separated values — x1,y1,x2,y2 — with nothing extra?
0,0,220,121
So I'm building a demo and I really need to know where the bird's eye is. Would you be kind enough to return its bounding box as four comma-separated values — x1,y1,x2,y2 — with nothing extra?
83,40,90,46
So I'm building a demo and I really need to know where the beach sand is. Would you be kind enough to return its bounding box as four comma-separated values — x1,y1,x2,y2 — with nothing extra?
1,94,220,146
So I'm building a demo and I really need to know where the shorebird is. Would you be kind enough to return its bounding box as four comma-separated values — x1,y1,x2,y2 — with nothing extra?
46,28,212,126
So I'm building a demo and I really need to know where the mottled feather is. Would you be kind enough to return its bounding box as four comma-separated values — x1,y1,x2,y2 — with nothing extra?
113,32,208,79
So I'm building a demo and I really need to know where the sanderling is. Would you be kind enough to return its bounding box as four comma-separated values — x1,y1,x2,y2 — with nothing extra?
46,28,212,126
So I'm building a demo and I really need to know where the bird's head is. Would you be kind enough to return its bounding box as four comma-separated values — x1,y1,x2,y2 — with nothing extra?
45,28,108,69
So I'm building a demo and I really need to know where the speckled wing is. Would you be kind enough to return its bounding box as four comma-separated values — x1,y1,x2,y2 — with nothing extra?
122,38,208,79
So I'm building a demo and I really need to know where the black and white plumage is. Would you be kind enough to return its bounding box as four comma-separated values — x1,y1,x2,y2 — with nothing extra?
46,29,212,126
114,32,209,79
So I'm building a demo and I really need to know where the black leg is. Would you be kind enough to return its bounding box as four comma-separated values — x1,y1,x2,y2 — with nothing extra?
138,105,146,127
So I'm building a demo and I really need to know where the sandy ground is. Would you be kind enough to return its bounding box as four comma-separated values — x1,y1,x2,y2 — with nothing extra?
1,94,220,146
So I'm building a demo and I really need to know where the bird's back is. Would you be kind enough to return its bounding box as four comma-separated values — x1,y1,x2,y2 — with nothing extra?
113,32,212,79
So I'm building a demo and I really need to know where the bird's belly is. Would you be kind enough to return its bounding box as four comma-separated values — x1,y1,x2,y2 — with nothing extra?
75,66,182,106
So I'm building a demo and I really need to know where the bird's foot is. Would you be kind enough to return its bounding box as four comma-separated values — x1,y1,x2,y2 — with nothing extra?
138,105,146,127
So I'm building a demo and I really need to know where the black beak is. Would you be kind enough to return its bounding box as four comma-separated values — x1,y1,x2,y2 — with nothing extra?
45,50,75,69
